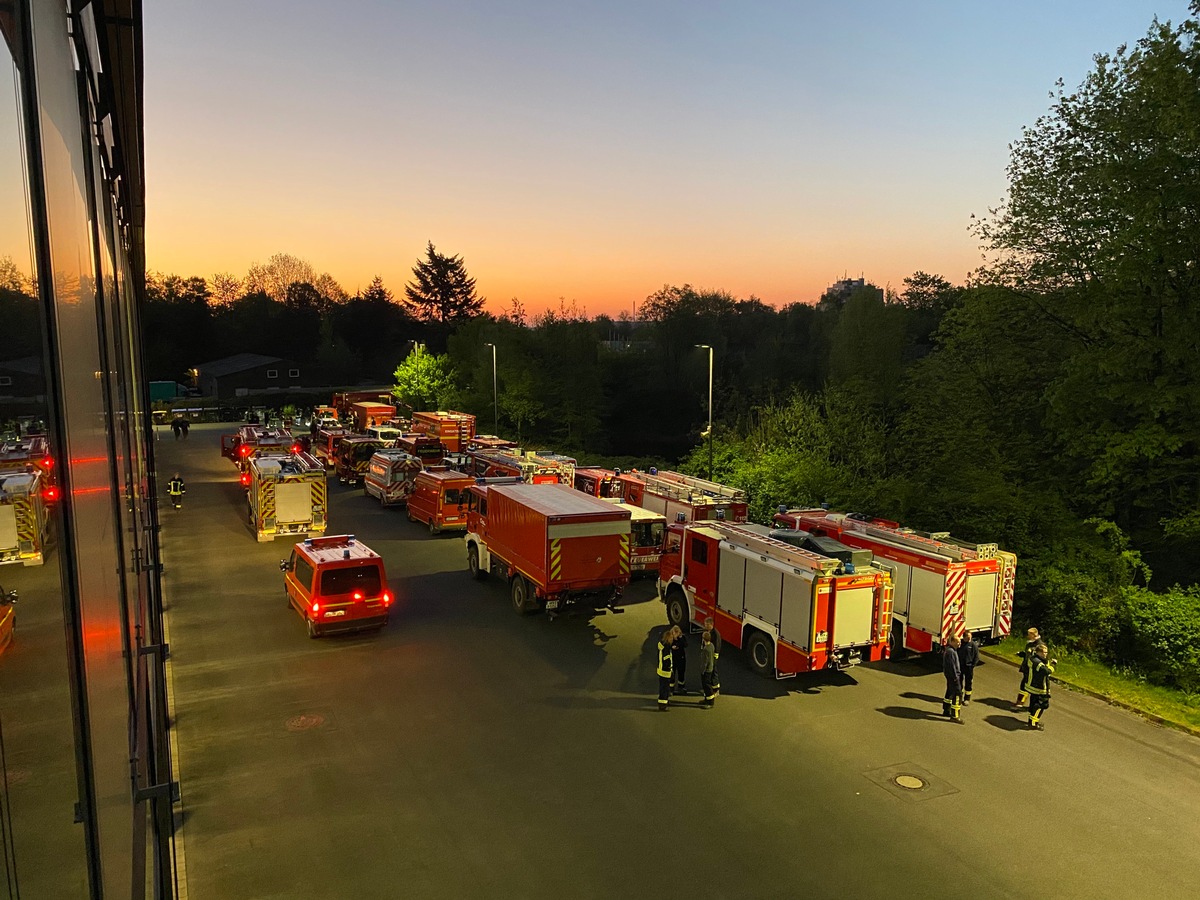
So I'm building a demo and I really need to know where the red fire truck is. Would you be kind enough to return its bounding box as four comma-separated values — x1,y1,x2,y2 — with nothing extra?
658,522,893,677
0,434,57,500
363,449,423,507
467,449,571,484
467,434,517,452
412,410,477,453
351,402,397,432
613,469,748,524
334,436,386,485
331,390,392,421
394,433,446,468
221,425,300,473
773,509,1015,654
465,483,631,617
603,499,665,576
1,470,50,566
247,452,328,542
573,467,615,498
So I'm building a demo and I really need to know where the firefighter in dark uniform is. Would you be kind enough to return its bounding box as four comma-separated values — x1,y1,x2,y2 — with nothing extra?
957,631,980,704
167,473,186,509
656,628,674,711
669,625,688,695
1013,627,1041,709
942,634,963,722
1027,642,1057,730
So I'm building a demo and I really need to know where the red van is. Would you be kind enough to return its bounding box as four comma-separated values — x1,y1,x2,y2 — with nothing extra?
281,535,391,638
406,468,476,534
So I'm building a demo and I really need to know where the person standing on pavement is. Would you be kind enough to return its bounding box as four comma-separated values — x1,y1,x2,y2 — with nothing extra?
942,634,963,722
957,631,980,704
181,418,190,438
656,628,674,711
669,626,688,695
700,631,717,708
704,617,721,696
1026,643,1057,730
1014,627,1041,709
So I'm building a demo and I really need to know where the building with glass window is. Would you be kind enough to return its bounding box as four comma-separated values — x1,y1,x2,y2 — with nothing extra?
1,2,176,897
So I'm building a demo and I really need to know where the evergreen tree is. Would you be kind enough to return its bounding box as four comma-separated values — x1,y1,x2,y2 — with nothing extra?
403,241,484,323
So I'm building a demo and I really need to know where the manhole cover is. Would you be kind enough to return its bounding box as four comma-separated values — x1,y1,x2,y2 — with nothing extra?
285,713,325,731
894,774,926,790
865,763,958,802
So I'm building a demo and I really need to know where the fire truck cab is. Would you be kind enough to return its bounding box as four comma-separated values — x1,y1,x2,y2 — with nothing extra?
603,499,665,576
334,436,386,485
574,467,615,498
281,535,391,638
221,425,299,473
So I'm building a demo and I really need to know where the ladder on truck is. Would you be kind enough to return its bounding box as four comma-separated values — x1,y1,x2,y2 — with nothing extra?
711,522,842,576
653,470,745,501
838,514,999,562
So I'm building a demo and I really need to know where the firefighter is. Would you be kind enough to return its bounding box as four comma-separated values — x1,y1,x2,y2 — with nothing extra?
1027,643,1057,730
942,634,963,722
957,631,981,704
669,625,688,695
704,616,722,696
700,631,717,708
1013,627,1042,709
167,473,186,509
656,629,674,711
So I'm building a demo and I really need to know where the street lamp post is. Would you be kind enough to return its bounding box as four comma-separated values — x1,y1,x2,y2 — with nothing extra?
484,342,498,433
695,344,713,479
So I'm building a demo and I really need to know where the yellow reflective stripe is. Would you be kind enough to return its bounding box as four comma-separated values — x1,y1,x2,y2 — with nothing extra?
550,539,562,580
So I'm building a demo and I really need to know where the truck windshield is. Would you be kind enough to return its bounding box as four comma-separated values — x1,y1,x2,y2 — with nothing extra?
634,522,664,548
443,488,464,505
320,566,382,596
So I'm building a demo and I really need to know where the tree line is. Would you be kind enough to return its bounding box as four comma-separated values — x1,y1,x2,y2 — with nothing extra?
72,8,1200,692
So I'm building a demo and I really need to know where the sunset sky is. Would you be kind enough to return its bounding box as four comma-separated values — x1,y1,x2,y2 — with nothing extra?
142,1,1191,317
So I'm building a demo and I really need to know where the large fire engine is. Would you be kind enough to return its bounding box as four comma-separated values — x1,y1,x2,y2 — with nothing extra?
658,522,892,676
351,402,397,432
221,425,300,474
773,509,1015,654
467,449,571,484
331,390,392,421
246,451,328,542
334,436,386,485
411,410,476,453
467,434,517,452
312,426,351,469
0,470,49,566
465,482,631,617
613,469,748,524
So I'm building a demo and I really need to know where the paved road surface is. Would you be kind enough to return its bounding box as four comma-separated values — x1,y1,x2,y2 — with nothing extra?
160,425,1200,900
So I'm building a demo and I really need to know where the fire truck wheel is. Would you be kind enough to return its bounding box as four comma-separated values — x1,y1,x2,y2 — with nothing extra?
511,577,535,616
307,618,319,639
665,590,687,628
407,508,416,523
429,520,439,535
468,545,485,580
888,623,905,660
746,630,774,677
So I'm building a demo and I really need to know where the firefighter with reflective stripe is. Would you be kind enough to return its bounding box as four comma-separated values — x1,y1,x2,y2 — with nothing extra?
942,634,964,722
167,473,186,509
1027,643,1057,730
704,616,722,696
700,630,716,707
669,625,688,695
957,632,980,704
1013,627,1041,709
656,628,674,711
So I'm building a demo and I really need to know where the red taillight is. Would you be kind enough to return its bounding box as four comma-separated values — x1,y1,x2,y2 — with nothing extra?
239,445,251,457
43,486,59,502
353,591,363,600
240,472,251,486
382,591,391,606
291,444,301,454
42,456,54,469
311,602,319,613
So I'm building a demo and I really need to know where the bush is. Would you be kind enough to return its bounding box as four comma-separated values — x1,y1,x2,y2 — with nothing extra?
1120,585,1200,693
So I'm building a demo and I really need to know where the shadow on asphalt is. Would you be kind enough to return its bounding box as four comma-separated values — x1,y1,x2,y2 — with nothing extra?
540,693,712,712
899,691,944,704
976,697,1020,712
877,705,948,721
985,714,1028,732
869,655,942,678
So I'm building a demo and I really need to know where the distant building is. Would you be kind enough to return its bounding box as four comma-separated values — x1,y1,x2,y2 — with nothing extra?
0,356,46,403
149,380,188,403
192,353,306,399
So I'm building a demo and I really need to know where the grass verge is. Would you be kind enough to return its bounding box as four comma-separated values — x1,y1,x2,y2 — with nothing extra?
985,635,1200,734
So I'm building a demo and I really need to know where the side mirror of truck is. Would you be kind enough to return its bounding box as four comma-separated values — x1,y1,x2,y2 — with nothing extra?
3,589,17,604
279,559,290,572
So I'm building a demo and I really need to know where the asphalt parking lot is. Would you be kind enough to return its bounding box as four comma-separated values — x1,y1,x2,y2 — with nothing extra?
158,425,1200,900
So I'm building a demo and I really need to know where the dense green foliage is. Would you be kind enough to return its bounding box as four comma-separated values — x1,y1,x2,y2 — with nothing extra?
98,10,1200,691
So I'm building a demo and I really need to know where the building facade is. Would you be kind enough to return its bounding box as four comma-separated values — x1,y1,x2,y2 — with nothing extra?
0,2,176,898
